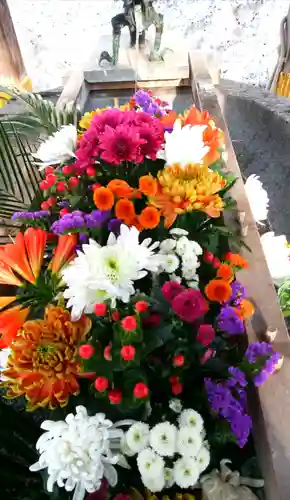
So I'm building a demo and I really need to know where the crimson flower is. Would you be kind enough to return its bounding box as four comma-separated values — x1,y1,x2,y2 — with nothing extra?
172,289,209,323
99,125,146,165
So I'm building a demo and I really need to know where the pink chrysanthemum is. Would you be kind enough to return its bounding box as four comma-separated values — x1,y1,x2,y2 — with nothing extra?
138,123,164,160
92,108,124,132
171,289,209,323
162,281,185,303
99,125,146,165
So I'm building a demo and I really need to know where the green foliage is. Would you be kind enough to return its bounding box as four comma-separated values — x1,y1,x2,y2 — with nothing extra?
278,280,290,316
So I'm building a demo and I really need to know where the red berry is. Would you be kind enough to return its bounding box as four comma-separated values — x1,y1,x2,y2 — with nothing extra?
108,389,122,404
60,208,70,216
173,354,185,367
86,167,96,177
56,181,67,192
104,345,112,361
40,180,49,191
170,376,179,384
41,201,50,210
171,382,183,395
79,344,94,359
94,303,107,316
135,300,149,313
112,311,120,321
69,177,80,188
47,197,56,207
92,183,102,191
94,376,109,392
62,165,74,175
46,174,57,187
133,382,149,399
197,324,215,347
212,257,221,269
45,166,54,175
121,315,137,331
120,345,136,361
203,250,214,263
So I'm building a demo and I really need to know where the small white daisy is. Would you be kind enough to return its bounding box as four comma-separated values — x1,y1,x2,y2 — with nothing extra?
173,457,199,488
176,236,191,256
186,279,199,289
196,445,210,473
177,427,202,458
141,473,165,492
159,238,176,253
162,254,180,274
126,423,150,454
169,228,189,237
169,398,183,414
179,409,204,434
137,448,164,479
150,422,177,457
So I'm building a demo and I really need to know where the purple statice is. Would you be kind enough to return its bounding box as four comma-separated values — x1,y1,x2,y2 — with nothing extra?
134,89,152,110
84,210,110,230
51,210,110,235
245,341,273,363
229,281,246,304
205,378,252,448
228,366,248,388
12,210,50,221
58,201,70,208
245,341,281,387
253,351,281,387
217,305,245,335
108,218,122,235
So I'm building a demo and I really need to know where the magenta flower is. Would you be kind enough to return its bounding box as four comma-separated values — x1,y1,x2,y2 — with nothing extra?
162,281,185,303
138,123,164,160
172,289,208,323
196,324,215,346
99,125,146,165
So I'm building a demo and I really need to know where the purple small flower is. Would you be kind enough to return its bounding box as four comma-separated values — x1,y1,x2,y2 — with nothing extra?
229,281,246,304
79,233,88,243
12,210,50,221
245,341,273,363
108,218,122,235
228,367,248,388
58,201,70,207
217,306,245,335
135,89,151,109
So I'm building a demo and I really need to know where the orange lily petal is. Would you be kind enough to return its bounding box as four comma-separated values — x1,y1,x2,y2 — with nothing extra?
24,228,47,280
0,306,29,348
49,234,77,274
0,233,35,284
160,110,177,128
0,261,23,287
0,297,17,309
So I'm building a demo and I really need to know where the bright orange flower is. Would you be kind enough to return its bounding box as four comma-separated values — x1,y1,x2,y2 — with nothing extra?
205,279,232,304
0,297,16,309
139,206,160,229
0,232,35,284
108,179,136,198
225,252,248,269
93,187,114,210
183,106,212,127
202,126,224,165
24,228,47,280
216,263,234,281
115,199,136,222
0,261,22,287
49,234,77,274
238,299,255,319
139,175,158,196
3,306,91,410
0,306,29,348
159,110,177,128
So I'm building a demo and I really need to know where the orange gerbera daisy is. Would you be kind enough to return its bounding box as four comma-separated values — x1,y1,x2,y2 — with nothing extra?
3,306,91,410
139,175,158,196
139,206,160,229
225,252,248,269
216,263,234,281
107,179,137,198
0,306,29,348
115,199,136,222
93,187,114,210
238,299,255,319
205,279,232,303
49,234,78,274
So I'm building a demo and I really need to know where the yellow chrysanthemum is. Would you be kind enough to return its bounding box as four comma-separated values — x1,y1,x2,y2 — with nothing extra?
149,164,226,227
79,107,109,130
0,76,32,108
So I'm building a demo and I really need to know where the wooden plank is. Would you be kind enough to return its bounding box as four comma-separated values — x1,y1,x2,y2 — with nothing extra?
0,0,26,81
56,71,88,111
189,51,290,500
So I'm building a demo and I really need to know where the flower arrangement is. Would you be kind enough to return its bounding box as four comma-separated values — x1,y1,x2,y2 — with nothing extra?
0,89,279,500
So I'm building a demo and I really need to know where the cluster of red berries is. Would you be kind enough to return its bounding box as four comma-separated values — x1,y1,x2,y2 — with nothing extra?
203,249,221,269
93,377,148,404
170,375,183,395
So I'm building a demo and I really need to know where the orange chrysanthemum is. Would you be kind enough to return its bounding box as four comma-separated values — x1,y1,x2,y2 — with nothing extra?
205,279,232,304
3,306,91,410
139,175,158,196
93,187,114,210
216,263,234,281
0,306,29,348
115,199,136,222
107,179,136,198
238,299,255,319
139,206,160,229
225,252,248,269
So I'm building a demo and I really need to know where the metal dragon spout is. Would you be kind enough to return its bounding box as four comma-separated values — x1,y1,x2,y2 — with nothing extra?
99,0,167,66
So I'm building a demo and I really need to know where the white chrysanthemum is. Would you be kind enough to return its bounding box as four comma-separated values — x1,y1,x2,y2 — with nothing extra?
186,280,199,289
0,348,10,380
169,398,183,413
169,273,182,284
137,448,164,479
29,406,125,495
120,435,135,457
173,457,199,488
179,409,204,434
164,120,210,168
161,253,180,274
177,427,202,458
260,232,290,285
164,467,175,488
176,236,191,257
169,228,189,237
187,240,203,256
159,238,176,254
34,124,77,169
141,473,165,493
196,445,210,473
244,174,269,225
126,423,150,454
150,422,177,457
62,225,162,319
